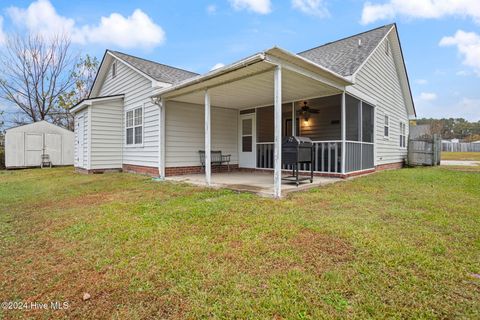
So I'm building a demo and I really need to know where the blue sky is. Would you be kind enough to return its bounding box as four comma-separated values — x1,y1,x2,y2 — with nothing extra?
1,0,480,121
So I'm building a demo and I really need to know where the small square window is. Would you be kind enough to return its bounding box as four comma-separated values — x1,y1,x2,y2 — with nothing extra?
384,115,390,137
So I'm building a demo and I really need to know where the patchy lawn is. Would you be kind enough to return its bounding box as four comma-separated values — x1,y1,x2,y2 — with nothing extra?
442,152,480,161
0,167,479,319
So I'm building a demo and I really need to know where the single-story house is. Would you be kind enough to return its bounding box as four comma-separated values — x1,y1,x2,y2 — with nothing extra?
71,23,416,198
5,121,75,168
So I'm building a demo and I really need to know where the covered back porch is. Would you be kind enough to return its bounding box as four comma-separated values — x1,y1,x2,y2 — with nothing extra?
153,47,376,198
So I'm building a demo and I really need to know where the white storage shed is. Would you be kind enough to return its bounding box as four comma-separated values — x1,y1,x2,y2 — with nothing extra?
5,121,75,168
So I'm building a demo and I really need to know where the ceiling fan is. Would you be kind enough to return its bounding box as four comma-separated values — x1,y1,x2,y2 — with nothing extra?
297,101,319,121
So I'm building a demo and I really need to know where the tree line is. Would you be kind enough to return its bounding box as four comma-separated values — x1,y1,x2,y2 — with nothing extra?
0,33,99,132
415,118,480,142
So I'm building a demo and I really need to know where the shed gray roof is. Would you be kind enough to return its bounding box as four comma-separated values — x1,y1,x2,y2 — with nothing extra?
298,24,394,76
110,51,199,84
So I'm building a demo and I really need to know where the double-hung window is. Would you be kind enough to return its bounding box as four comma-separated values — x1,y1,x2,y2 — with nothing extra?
126,107,143,145
399,122,406,148
384,115,390,138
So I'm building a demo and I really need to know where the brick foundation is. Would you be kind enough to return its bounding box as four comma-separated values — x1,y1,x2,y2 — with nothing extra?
76,161,404,179
165,164,238,176
123,164,159,177
375,161,404,171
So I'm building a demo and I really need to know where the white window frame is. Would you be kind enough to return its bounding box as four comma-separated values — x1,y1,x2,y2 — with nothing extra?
399,122,407,149
384,114,390,139
112,61,117,78
125,106,144,147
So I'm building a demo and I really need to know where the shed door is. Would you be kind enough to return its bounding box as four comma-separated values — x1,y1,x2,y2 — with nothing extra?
45,133,62,165
25,133,43,166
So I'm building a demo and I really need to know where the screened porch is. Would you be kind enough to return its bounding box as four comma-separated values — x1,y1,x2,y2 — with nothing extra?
251,93,375,174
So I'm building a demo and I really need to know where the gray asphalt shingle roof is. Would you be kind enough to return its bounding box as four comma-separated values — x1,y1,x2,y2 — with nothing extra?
298,24,395,76
110,51,199,84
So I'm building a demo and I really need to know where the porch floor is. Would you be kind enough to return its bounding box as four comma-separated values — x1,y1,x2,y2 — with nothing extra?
166,171,342,197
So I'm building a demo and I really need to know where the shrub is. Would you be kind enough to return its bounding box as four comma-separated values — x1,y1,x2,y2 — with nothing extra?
0,147,5,170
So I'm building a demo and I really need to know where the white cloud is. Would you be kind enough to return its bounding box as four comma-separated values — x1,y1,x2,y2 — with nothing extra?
229,0,271,14
7,0,75,37
207,4,217,14
361,0,480,25
415,79,428,85
6,0,165,49
440,30,480,76
211,63,225,70
0,16,6,45
77,10,165,48
419,92,437,101
292,0,329,18
456,70,470,76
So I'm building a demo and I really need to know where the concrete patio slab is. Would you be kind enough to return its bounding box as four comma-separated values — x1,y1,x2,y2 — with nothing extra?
166,171,342,197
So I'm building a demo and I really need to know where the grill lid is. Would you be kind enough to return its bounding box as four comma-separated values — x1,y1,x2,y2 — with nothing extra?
282,136,313,145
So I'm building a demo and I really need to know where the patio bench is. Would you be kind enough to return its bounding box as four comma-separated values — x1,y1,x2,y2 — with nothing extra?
199,150,231,172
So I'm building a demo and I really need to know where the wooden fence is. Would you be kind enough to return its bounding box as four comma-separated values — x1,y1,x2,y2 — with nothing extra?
442,142,480,152
408,135,441,166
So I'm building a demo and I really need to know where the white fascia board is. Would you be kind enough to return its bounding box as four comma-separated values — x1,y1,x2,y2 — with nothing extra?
107,51,156,83
70,101,92,114
70,95,124,114
264,46,353,86
151,53,266,97
264,54,347,91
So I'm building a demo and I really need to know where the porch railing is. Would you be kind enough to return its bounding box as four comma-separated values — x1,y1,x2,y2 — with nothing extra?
256,140,374,174
257,141,342,173
345,141,374,172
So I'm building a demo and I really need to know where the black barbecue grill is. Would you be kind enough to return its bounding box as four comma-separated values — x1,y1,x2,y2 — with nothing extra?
282,136,314,186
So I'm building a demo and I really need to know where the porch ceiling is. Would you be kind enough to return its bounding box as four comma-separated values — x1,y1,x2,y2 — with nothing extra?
164,61,342,109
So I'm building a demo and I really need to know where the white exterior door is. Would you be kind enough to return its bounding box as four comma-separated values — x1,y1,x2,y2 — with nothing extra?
77,116,84,166
25,133,43,166
238,113,256,168
45,133,62,165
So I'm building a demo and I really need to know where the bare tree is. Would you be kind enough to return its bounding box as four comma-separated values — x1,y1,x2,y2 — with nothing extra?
0,33,77,128
57,55,99,130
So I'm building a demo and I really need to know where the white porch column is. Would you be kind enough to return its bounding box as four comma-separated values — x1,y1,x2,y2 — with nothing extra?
204,89,211,186
159,98,166,179
341,92,346,174
291,102,296,136
273,66,282,198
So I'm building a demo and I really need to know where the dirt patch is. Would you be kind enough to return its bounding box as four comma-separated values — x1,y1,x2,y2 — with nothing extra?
290,229,353,274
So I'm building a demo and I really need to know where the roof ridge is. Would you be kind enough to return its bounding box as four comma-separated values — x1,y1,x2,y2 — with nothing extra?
297,23,395,55
110,50,199,75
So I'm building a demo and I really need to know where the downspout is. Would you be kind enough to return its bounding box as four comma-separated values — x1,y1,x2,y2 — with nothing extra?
152,96,165,179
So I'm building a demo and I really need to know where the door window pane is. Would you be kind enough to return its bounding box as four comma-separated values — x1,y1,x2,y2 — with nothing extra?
242,136,252,152
242,119,252,135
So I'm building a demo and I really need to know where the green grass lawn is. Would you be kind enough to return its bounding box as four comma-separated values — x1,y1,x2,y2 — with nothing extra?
0,167,479,319
442,151,480,161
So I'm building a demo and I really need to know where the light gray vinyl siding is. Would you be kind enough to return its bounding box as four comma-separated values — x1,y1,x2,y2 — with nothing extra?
74,109,89,169
166,101,238,167
90,101,123,169
353,33,410,165
99,59,163,168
